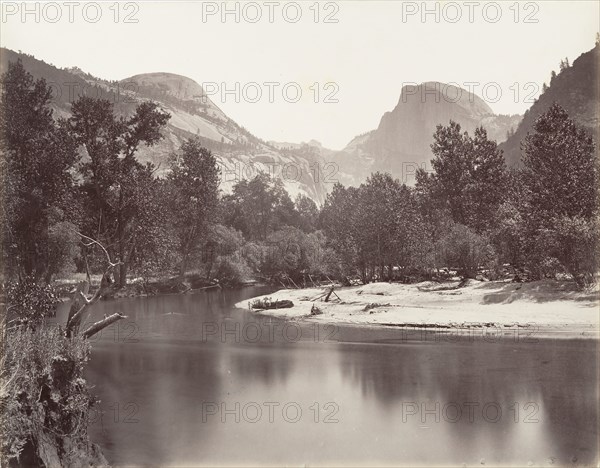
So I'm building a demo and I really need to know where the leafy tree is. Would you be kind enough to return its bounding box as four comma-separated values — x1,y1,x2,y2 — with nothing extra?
259,227,335,282
521,104,598,286
414,168,454,251
321,176,430,283
127,180,179,280
223,173,296,240
522,104,597,220
547,216,598,287
294,194,319,232
489,170,527,267
68,96,170,287
271,179,299,229
201,224,245,281
419,122,507,233
435,224,497,279
0,60,79,281
3,279,59,327
166,138,220,279
262,226,312,280
45,221,81,281
320,183,360,277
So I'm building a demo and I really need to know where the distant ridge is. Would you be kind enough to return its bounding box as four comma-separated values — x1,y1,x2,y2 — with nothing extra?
0,48,331,204
500,43,600,166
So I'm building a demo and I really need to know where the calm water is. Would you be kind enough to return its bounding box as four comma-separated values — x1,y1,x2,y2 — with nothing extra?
59,286,598,466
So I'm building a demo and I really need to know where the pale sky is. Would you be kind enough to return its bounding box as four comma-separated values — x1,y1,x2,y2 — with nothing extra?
1,1,599,149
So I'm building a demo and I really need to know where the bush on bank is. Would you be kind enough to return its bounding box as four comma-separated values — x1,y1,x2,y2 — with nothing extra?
1,325,107,467
1,281,108,467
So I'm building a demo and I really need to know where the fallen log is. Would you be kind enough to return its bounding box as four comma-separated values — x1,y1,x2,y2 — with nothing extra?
82,313,128,339
186,283,221,293
251,299,294,310
265,300,293,309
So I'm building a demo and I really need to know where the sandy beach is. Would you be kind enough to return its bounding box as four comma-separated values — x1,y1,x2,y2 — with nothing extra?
236,279,600,340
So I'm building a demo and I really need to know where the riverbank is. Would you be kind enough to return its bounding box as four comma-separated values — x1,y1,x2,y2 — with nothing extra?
53,272,262,300
235,279,600,339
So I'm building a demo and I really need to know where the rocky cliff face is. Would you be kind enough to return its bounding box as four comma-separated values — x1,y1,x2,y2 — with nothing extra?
500,44,599,166
336,82,521,184
0,49,332,204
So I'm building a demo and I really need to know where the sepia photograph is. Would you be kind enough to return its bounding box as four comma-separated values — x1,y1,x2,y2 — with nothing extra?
0,1,599,466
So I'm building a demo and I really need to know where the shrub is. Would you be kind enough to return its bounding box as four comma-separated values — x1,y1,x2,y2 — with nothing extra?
0,325,103,466
3,279,59,328
45,221,80,282
435,224,498,279
249,296,273,309
549,216,598,288
214,255,252,285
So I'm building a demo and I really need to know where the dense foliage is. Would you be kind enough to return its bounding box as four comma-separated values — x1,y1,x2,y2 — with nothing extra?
1,326,103,466
0,279,108,466
1,60,597,290
0,61,79,282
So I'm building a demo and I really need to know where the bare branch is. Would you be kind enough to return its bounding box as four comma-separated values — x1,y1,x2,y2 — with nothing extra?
66,264,117,334
82,245,92,284
73,231,122,268
82,313,127,339
78,291,91,305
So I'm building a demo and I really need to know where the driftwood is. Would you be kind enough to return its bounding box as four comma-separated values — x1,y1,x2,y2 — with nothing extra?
187,283,221,292
311,285,341,303
324,286,341,302
82,313,127,339
252,298,294,310
263,300,293,309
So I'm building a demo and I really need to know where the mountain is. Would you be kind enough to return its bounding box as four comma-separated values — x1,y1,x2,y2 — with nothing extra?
500,44,600,166
3,45,595,200
269,139,320,150
335,82,522,184
0,48,330,204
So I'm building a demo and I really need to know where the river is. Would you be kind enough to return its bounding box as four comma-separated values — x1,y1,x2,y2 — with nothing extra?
61,286,598,466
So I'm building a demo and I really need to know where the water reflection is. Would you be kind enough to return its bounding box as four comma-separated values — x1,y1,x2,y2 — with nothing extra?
79,287,598,466
337,339,598,465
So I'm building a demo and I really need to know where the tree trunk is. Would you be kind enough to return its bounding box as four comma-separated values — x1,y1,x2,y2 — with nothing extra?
65,281,90,338
118,262,128,289
205,247,215,281
44,268,54,285
178,254,189,282
205,260,214,282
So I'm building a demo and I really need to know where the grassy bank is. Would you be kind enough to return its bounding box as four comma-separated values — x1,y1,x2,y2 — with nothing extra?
1,326,108,466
